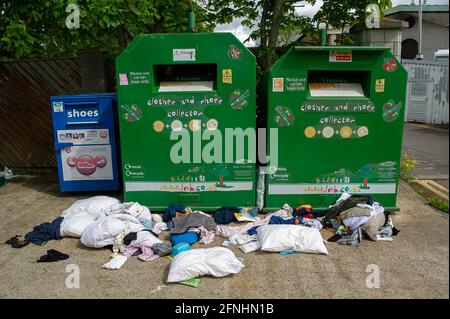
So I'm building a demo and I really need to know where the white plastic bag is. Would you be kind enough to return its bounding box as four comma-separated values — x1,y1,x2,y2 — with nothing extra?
80,213,146,248
257,225,328,255
62,196,120,219
129,230,163,248
80,216,127,248
60,212,97,238
167,247,245,283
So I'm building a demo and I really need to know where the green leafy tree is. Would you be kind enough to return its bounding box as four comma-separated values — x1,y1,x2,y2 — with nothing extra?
313,0,393,45
0,0,214,60
200,0,316,71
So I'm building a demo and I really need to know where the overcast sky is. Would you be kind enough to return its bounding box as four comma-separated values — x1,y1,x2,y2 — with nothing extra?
215,0,449,45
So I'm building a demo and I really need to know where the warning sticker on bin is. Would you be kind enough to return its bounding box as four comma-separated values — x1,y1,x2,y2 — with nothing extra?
222,69,233,84
329,50,352,62
173,49,196,62
375,79,385,93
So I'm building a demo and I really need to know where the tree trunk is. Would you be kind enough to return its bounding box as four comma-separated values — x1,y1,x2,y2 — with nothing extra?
263,0,283,72
117,25,129,49
260,0,270,49
263,0,296,72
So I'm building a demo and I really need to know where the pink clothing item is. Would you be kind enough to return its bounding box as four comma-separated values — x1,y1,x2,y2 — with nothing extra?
123,246,139,258
123,245,159,262
197,226,215,245
138,246,159,262
214,214,273,238
151,222,168,235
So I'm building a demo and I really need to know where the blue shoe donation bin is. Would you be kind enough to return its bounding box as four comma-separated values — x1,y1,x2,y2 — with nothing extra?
51,93,120,192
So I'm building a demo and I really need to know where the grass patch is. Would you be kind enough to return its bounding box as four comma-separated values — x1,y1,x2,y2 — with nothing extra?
428,196,449,213
409,182,449,214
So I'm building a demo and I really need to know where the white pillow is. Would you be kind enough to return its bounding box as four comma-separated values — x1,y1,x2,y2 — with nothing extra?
60,212,97,238
257,225,328,255
62,196,120,219
80,216,127,248
130,230,163,247
167,247,245,283
80,213,146,248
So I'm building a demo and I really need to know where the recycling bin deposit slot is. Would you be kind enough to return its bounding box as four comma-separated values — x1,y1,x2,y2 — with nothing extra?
307,70,372,98
153,63,217,92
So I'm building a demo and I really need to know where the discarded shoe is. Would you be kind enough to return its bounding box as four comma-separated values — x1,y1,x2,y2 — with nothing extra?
37,249,69,263
5,235,29,248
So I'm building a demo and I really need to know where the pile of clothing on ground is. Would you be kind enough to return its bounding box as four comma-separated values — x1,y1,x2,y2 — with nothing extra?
317,193,400,247
4,193,399,284
4,196,172,267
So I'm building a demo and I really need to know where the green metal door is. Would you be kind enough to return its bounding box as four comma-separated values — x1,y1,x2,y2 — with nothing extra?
116,33,257,211
265,47,407,211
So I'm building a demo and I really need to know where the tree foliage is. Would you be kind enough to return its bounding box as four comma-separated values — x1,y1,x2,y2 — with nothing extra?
0,0,214,60
1,0,393,62
199,0,317,71
314,0,393,45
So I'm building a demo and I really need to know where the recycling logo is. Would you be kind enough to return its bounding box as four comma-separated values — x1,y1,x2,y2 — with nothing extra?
230,89,250,110
382,57,398,73
274,106,295,127
121,104,142,122
383,100,402,123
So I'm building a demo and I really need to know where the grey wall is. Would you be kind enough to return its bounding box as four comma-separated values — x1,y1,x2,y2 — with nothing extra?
402,19,449,60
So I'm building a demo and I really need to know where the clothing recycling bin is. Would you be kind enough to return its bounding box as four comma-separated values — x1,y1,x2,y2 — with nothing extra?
116,33,257,210
265,47,407,211
51,93,120,192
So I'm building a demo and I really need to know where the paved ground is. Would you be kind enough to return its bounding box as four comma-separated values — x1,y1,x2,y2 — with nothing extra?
402,123,449,189
0,174,448,299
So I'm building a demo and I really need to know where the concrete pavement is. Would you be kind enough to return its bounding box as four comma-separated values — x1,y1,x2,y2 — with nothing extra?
402,123,449,189
0,174,448,299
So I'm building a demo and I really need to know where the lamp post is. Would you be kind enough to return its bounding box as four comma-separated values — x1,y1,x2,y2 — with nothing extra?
318,22,328,47
188,0,197,32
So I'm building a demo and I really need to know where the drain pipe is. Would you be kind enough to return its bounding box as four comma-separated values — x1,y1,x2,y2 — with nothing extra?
417,0,424,60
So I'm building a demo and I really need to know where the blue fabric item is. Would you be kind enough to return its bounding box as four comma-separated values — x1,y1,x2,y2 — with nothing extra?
172,242,190,256
139,218,153,230
279,250,298,256
213,207,239,224
164,204,187,222
268,216,296,225
170,231,199,246
240,207,258,217
247,226,259,236
25,217,64,245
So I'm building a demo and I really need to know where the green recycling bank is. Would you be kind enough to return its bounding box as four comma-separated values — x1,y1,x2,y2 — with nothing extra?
265,47,407,211
116,33,257,210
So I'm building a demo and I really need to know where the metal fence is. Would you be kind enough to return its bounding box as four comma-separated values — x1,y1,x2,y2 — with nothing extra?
403,60,449,124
